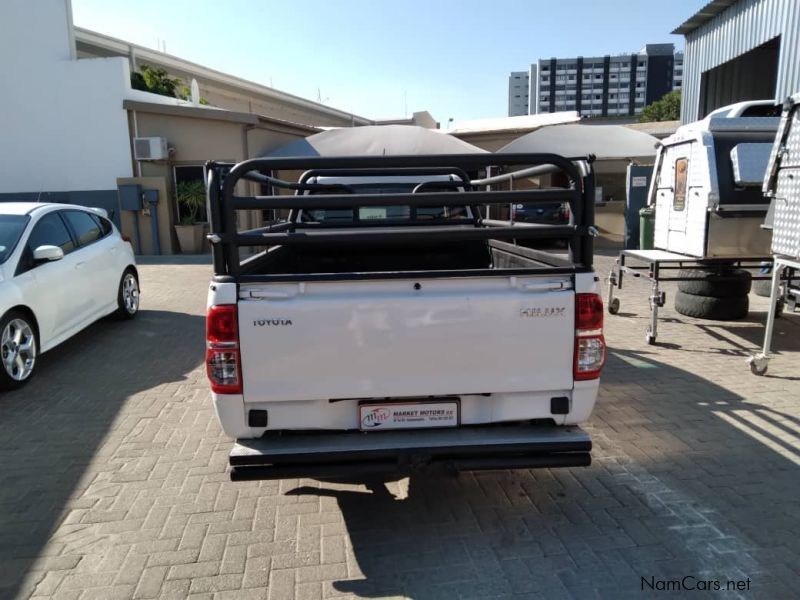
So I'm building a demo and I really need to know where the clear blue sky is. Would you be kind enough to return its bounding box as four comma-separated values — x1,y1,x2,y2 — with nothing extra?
71,0,704,123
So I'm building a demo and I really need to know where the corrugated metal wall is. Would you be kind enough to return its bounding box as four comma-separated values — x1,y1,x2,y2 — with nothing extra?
681,0,800,123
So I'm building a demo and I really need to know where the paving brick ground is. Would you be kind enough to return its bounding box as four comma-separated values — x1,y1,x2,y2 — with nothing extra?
1,250,799,599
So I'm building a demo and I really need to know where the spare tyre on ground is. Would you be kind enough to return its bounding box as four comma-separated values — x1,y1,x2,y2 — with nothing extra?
674,290,749,320
674,267,751,320
676,268,752,297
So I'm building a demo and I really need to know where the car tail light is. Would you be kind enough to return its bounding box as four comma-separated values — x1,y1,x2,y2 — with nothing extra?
561,204,571,221
206,304,242,393
121,234,132,244
574,293,605,380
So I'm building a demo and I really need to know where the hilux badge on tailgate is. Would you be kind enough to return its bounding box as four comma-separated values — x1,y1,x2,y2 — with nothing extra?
254,319,293,326
520,307,566,318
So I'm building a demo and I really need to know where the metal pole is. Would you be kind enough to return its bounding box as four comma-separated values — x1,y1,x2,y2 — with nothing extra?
760,261,784,357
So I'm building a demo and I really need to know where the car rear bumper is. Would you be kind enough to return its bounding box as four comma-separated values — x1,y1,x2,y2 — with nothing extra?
228,423,591,480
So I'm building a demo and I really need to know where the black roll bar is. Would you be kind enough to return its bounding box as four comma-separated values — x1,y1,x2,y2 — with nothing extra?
206,153,595,278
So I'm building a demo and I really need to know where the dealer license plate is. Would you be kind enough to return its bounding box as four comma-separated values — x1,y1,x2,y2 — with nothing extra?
359,400,459,431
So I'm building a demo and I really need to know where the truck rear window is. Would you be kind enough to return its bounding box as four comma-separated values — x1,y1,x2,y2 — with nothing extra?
300,183,469,223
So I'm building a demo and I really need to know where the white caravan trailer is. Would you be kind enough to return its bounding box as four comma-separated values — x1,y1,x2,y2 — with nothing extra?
606,101,782,344
652,101,779,258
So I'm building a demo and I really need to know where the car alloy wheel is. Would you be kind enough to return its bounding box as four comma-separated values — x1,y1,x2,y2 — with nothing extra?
1,318,36,381
122,272,140,314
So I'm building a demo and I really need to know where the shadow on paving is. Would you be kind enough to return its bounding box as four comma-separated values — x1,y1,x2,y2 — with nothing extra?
0,309,204,599
610,305,800,362
288,350,800,599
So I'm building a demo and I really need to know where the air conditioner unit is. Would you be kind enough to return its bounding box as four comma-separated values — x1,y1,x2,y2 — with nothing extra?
133,137,168,161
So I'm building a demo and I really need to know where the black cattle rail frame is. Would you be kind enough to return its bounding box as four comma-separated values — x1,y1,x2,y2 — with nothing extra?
205,153,597,282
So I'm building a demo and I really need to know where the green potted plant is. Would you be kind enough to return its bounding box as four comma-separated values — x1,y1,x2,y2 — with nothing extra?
174,180,207,254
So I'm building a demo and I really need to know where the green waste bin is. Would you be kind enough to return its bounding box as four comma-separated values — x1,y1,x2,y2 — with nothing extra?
639,206,655,250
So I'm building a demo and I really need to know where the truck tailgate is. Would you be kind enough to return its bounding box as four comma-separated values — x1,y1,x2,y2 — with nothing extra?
237,276,575,403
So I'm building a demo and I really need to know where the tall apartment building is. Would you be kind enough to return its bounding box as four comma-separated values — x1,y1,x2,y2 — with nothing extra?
508,44,683,118
508,68,534,117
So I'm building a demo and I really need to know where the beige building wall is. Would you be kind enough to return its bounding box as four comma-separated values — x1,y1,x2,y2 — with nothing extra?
120,102,315,253
451,132,522,152
188,83,359,128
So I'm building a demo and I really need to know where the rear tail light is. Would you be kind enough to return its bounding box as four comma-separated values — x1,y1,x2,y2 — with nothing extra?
121,234,132,244
561,204,571,221
206,304,242,393
574,293,605,380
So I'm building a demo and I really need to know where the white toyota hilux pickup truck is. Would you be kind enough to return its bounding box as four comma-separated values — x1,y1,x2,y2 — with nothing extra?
204,152,605,480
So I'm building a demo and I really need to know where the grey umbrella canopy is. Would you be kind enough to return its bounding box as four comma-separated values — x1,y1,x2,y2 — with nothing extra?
498,124,659,161
265,125,486,157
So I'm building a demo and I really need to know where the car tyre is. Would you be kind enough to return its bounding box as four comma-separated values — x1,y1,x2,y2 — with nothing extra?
115,269,140,320
676,268,751,297
674,290,749,321
0,310,38,391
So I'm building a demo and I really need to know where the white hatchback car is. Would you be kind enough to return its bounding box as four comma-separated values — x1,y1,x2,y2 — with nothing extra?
0,202,139,390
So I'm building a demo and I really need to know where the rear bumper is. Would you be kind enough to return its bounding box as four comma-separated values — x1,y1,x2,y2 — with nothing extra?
213,382,600,439
228,424,591,480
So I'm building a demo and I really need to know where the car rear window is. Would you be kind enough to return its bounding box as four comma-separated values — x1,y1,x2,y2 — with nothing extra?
63,210,103,246
89,213,113,237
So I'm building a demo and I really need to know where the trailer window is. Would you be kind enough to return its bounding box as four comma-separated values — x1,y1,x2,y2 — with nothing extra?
673,158,688,211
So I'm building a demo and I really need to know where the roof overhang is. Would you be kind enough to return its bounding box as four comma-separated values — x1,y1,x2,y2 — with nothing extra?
122,99,320,135
672,0,738,35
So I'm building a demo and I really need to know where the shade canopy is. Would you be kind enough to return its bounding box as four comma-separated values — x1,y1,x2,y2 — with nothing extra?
265,125,486,157
498,124,659,161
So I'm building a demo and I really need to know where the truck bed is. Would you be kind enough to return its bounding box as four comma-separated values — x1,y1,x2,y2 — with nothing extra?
241,237,569,276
